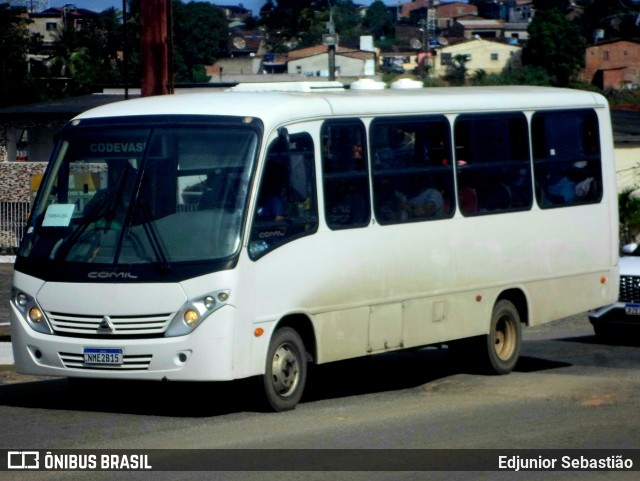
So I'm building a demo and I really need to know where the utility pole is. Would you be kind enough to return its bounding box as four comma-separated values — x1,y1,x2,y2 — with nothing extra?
323,0,338,81
122,0,129,100
140,0,174,97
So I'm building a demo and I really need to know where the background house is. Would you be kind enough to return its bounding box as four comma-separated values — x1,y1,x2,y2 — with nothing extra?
449,18,505,39
433,38,522,77
434,1,479,34
286,45,376,78
581,39,640,90
28,5,97,47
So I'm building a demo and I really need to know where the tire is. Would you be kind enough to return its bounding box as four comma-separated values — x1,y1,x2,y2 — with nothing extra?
259,327,307,412
482,299,522,374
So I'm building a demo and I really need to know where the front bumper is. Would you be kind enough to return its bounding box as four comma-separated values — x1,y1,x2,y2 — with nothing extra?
588,301,640,329
10,301,239,382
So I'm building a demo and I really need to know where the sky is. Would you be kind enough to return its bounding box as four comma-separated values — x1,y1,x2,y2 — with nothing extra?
49,1,405,17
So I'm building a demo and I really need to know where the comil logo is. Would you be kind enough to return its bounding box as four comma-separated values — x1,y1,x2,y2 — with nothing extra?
8,451,39,469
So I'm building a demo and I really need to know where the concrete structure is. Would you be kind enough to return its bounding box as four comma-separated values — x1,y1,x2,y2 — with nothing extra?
450,17,505,39
28,5,97,47
286,45,376,78
502,22,529,44
582,40,640,90
433,38,522,78
434,2,479,33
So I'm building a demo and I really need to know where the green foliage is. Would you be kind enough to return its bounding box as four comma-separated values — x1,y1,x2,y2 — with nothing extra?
605,88,640,108
49,23,91,78
445,54,470,86
619,187,640,245
332,0,362,42
581,0,640,41
364,1,394,40
172,0,227,83
523,8,586,87
262,0,363,49
0,4,32,106
471,65,552,87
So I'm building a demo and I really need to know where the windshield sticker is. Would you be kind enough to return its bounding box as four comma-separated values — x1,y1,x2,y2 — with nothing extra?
42,204,75,227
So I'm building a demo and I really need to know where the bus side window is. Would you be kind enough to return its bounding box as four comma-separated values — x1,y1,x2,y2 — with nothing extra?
249,132,318,260
321,120,371,229
454,113,532,216
371,116,455,225
532,109,602,208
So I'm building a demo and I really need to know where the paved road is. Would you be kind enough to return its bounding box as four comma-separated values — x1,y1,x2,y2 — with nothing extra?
1,315,638,481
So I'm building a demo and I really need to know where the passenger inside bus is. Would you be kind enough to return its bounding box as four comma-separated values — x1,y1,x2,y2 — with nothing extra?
256,167,287,222
542,161,596,206
397,187,444,219
326,180,369,227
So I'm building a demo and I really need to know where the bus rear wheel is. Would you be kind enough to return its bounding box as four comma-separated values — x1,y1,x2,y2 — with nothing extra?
260,327,307,412
483,299,522,374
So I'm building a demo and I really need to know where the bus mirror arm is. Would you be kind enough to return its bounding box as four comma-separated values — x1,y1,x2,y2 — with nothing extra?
277,127,291,153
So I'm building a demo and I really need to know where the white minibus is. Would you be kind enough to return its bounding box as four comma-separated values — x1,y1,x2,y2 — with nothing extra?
10,83,618,410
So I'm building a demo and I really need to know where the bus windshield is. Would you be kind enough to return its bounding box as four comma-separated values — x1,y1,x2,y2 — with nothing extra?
19,119,259,271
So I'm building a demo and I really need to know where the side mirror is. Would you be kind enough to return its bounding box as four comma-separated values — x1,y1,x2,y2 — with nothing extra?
622,243,638,255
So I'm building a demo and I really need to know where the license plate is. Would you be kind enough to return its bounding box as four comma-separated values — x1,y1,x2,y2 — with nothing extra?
83,348,123,365
625,304,640,316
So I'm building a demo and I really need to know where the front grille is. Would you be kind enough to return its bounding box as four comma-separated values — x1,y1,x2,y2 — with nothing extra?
59,352,153,370
619,275,640,303
47,311,174,337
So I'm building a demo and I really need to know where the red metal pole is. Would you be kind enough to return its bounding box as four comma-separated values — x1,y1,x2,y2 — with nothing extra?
140,0,173,96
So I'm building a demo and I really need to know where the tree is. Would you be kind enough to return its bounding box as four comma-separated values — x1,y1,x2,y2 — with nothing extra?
522,8,586,87
0,4,32,106
581,0,640,42
532,0,572,13
619,187,640,245
261,0,363,50
172,1,228,83
364,0,394,40
446,54,470,86
48,22,91,83
261,0,320,48
81,7,125,85
331,0,362,42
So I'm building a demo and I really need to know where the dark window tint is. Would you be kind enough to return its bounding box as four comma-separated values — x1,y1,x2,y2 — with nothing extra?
454,112,532,216
249,132,318,259
370,116,454,225
321,120,371,229
532,109,602,208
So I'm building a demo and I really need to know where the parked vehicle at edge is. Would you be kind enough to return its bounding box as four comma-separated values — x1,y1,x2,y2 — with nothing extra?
590,243,640,339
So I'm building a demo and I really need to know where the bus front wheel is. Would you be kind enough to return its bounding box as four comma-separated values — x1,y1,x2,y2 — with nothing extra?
260,327,307,412
483,299,522,374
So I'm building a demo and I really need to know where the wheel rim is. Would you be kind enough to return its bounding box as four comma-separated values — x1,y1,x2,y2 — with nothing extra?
494,315,516,361
271,342,300,397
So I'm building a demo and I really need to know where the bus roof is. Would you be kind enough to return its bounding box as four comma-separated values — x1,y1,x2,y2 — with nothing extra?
75,85,608,127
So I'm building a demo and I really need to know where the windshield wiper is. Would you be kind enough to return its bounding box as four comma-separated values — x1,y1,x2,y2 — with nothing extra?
53,164,132,262
51,190,115,261
130,200,171,273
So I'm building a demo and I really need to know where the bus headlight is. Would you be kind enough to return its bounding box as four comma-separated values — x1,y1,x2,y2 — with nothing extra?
11,288,53,335
28,307,44,324
183,309,199,327
165,289,231,337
